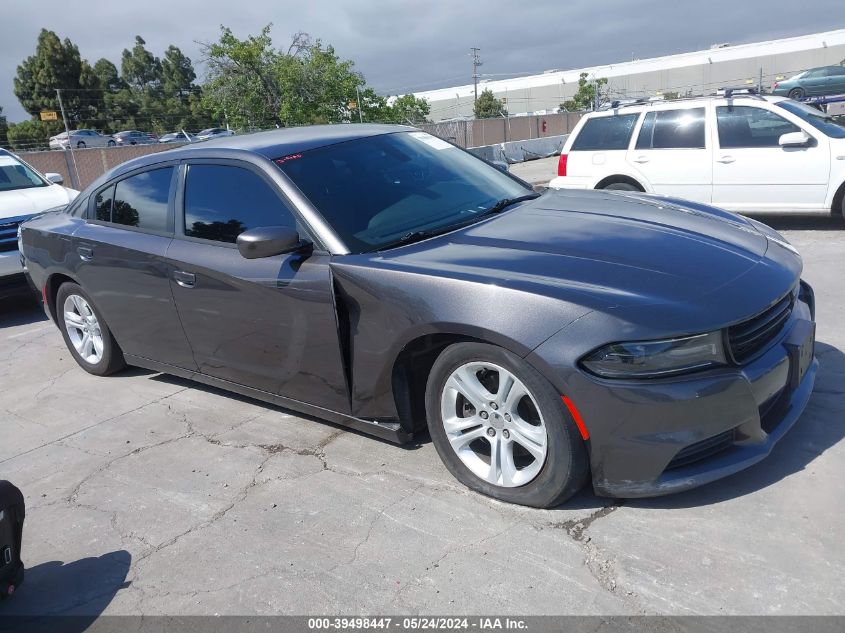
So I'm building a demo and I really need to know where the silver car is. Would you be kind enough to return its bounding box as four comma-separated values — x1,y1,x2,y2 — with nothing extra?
49,130,117,150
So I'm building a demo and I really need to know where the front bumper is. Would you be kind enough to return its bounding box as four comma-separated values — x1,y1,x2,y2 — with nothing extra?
531,292,817,498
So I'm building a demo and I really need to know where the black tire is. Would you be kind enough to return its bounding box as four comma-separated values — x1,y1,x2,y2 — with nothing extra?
788,87,805,100
55,282,126,376
76,141,86,149
602,182,640,192
107,140,116,147
425,342,589,508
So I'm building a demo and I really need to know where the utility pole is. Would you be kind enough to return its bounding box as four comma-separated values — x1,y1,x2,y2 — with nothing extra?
56,88,81,189
470,47,482,103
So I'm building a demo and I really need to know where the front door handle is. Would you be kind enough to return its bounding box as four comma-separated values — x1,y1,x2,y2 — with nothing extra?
717,155,736,164
77,246,93,261
632,155,650,163
173,270,196,288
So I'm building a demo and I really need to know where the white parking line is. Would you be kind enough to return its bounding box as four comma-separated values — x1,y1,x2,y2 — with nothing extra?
6,325,51,340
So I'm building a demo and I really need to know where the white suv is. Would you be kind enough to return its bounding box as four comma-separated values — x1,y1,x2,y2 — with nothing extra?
548,94,845,216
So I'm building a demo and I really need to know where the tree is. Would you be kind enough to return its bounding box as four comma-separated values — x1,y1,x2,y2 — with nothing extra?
93,58,125,92
121,36,162,91
560,73,607,111
161,46,196,95
6,119,62,151
13,29,102,125
385,94,430,124
473,88,506,118
0,106,7,148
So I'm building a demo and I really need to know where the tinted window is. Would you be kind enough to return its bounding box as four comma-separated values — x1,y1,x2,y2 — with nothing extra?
184,165,295,243
277,131,530,253
95,185,114,221
0,154,48,192
717,106,800,148
648,108,706,149
112,167,173,231
571,114,639,151
776,100,845,139
828,66,845,76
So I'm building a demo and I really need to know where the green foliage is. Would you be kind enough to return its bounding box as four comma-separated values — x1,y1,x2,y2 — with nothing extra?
0,106,7,148
560,73,608,111
6,118,62,150
473,88,507,119
121,36,162,91
13,29,101,124
93,58,125,92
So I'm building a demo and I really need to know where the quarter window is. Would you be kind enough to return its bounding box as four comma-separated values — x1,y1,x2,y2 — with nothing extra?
716,106,800,148
94,185,114,221
571,114,639,151
636,108,706,149
183,164,295,244
111,167,173,231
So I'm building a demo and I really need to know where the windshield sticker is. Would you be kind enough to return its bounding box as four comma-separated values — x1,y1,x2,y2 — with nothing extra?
408,132,453,150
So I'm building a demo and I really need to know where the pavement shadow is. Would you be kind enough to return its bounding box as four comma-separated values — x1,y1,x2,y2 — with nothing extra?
625,340,845,510
0,550,131,629
0,295,46,330
747,212,845,231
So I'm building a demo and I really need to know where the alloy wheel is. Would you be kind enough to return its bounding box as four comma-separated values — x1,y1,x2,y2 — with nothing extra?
63,294,104,365
440,362,548,487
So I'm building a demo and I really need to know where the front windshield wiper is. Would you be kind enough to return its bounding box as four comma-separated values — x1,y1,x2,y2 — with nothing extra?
479,192,541,217
373,229,444,251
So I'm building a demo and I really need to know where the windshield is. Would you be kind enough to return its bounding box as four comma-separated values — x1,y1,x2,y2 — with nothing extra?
276,131,529,252
776,100,845,138
0,154,48,192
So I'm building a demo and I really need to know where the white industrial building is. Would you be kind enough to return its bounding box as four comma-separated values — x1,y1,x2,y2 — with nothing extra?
415,29,845,121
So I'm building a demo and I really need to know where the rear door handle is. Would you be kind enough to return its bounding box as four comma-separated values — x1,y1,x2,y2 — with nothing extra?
173,270,196,288
77,246,93,261
717,155,736,164
632,155,650,163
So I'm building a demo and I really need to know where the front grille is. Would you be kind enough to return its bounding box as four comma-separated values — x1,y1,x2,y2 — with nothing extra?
728,291,795,364
0,215,29,252
666,429,735,470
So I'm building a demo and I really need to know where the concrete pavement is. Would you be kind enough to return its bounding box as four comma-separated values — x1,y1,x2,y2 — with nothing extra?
0,215,843,617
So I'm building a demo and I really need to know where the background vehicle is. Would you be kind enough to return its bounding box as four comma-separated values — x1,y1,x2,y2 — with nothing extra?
159,131,195,143
0,149,78,298
549,93,845,216
20,125,816,508
772,65,845,99
194,127,234,141
49,130,116,150
112,130,157,146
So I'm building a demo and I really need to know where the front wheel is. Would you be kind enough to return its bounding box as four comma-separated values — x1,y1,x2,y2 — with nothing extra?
56,282,126,376
425,342,588,508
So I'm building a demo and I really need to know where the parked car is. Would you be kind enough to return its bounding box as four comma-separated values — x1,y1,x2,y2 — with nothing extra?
159,131,194,143
0,149,78,298
112,130,157,146
49,130,116,150
772,66,845,99
194,127,234,141
549,92,845,216
20,125,816,507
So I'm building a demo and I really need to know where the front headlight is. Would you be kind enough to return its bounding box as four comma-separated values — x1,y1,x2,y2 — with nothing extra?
581,331,726,378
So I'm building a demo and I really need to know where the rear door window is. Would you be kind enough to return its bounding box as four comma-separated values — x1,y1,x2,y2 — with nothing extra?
111,167,174,232
636,108,706,149
571,114,639,151
94,185,114,221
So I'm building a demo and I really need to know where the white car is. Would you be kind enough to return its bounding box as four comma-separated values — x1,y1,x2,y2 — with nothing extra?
49,129,117,150
549,93,845,216
194,127,235,141
0,150,78,295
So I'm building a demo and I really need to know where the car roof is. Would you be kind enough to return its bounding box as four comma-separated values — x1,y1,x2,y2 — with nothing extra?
104,123,414,180
586,94,787,117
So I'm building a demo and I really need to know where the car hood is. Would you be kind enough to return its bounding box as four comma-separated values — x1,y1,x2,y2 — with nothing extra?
0,185,77,220
356,189,801,327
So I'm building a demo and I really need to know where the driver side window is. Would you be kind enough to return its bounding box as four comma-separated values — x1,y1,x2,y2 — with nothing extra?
716,106,801,148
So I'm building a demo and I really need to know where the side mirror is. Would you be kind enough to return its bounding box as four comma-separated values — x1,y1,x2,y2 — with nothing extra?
779,131,811,147
236,225,304,259
45,173,64,184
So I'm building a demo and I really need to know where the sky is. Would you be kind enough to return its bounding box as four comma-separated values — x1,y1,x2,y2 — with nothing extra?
2,0,845,122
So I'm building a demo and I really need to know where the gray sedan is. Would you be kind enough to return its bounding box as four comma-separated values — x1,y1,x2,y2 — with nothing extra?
19,125,817,507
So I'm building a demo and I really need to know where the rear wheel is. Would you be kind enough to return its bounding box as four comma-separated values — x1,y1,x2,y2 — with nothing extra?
601,182,640,192
425,342,588,508
76,141,86,149
56,282,125,376
787,87,805,100
107,140,116,147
